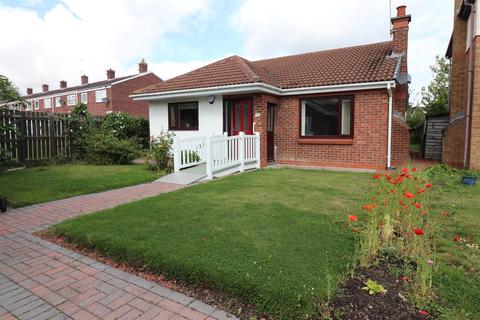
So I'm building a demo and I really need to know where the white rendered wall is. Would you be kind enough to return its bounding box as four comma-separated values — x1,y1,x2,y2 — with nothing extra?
149,95,224,139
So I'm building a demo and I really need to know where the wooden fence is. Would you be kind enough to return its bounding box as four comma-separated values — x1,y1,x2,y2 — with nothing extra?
0,110,73,165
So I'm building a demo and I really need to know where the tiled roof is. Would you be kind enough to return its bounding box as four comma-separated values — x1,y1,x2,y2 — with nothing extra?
26,75,134,99
135,41,399,95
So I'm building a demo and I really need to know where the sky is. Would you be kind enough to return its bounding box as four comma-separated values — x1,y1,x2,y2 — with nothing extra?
0,0,454,102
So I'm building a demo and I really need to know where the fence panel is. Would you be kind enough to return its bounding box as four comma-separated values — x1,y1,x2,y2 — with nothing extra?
0,110,73,165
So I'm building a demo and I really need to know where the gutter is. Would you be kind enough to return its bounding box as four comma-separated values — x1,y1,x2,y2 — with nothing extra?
387,83,393,169
464,1,476,169
130,81,396,101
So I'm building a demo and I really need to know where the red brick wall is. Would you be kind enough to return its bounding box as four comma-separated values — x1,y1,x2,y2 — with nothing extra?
111,73,162,118
262,90,391,170
392,117,410,166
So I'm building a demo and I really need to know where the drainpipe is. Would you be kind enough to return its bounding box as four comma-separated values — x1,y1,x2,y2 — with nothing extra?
464,2,476,169
387,83,393,169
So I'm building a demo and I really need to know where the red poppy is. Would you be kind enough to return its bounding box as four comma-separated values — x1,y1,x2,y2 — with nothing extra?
401,275,409,282
401,167,409,173
404,192,415,199
415,202,423,209
390,189,396,194
405,174,412,179
399,200,405,205
413,227,424,236
362,204,373,212
425,183,432,189
419,310,429,316
372,173,382,179
348,215,358,222
453,235,461,242
412,167,417,172
422,179,426,183
417,188,425,194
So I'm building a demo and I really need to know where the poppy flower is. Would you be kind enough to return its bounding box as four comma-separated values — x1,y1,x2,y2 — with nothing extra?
390,189,396,194
401,275,409,282
405,174,412,179
401,167,409,173
412,167,417,172
419,310,429,316
413,227,424,236
415,202,423,209
399,200,405,205
348,214,358,222
372,173,382,179
422,179,426,183
417,188,425,194
362,204,373,212
425,183,432,189
404,192,415,199
453,235,461,242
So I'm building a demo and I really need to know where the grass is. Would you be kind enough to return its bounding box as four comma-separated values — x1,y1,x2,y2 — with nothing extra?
52,168,373,319
410,143,421,152
0,164,160,207
428,171,480,319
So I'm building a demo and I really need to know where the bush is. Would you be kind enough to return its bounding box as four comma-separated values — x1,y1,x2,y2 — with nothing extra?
86,132,141,165
0,149,13,172
66,104,95,160
145,132,174,173
100,112,149,148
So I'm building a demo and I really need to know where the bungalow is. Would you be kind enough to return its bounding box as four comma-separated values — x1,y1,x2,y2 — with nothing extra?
132,6,411,171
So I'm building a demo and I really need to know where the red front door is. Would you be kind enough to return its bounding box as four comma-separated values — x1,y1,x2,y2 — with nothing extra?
232,99,253,135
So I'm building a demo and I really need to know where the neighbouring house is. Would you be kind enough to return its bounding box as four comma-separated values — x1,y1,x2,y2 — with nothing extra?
23,59,161,118
444,0,480,169
133,6,412,171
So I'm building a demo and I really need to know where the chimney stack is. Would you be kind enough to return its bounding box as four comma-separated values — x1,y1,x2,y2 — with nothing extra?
391,5,411,73
42,84,49,92
60,80,67,89
26,88,33,95
138,59,148,73
81,75,88,85
106,68,116,80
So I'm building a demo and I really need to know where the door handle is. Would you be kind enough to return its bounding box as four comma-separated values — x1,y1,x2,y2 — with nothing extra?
253,122,256,133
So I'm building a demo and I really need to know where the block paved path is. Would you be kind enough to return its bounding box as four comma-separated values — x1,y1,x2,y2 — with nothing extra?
0,182,236,320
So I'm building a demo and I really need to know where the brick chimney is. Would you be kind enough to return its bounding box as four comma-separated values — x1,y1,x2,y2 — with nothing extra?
42,84,49,92
138,59,148,73
391,5,411,73
81,75,88,85
60,80,67,89
26,88,33,95
106,68,116,80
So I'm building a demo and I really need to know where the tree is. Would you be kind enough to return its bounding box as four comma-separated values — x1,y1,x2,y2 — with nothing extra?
0,75,24,107
420,56,449,117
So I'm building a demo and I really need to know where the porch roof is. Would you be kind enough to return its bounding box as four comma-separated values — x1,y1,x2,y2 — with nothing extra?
134,41,400,97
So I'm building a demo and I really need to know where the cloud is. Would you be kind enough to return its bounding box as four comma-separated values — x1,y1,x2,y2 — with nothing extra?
231,0,454,100
0,0,212,94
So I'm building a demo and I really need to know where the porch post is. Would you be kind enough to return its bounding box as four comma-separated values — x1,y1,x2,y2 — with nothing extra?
255,132,261,169
173,136,180,172
206,134,213,179
239,132,245,172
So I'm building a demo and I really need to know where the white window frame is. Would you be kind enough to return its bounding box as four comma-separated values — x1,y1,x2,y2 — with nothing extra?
44,98,52,109
80,92,88,104
34,100,39,110
67,94,76,106
95,89,107,103
55,97,61,108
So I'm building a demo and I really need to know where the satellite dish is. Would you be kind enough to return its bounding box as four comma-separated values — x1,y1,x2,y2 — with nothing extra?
397,73,411,85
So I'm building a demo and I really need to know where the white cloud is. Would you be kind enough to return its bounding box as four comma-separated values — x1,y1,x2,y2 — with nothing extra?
231,0,454,100
0,0,212,94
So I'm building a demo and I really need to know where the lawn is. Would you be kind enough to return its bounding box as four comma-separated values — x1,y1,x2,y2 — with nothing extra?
52,168,373,319
0,164,160,207
428,171,480,320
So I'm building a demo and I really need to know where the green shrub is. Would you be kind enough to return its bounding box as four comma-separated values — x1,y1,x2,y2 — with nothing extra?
145,132,174,173
86,132,141,165
100,112,149,148
66,104,95,160
0,149,13,172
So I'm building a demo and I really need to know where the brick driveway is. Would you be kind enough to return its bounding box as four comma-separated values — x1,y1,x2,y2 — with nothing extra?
0,182,236,320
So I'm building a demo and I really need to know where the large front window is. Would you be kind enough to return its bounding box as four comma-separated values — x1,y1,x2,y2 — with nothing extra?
168,102,199,130
300,96,353,137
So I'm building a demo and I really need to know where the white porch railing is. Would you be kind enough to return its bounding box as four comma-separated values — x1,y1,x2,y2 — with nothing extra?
173,132,260,179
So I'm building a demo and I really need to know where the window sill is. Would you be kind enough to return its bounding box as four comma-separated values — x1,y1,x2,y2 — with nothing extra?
297,138,354,145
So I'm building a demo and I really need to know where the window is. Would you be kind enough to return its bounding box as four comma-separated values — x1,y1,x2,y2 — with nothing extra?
95,89,107,103
44,98,52,109
168,102,199,130
80,92,88,104
300,96,353,137
34,100,39,110
55,97,61,108
67,94,76,106
26,101,32,110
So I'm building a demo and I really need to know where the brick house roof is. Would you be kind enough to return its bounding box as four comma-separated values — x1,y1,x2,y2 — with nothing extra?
135,41,400,95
